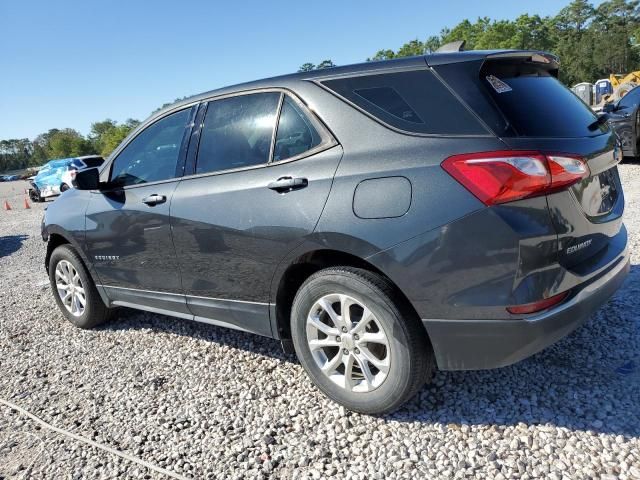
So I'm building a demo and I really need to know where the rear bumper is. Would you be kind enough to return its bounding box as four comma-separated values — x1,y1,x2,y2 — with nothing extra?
423,247,630,371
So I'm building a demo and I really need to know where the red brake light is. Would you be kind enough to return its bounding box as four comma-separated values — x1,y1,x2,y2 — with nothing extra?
442,151,589,206
507,291,569,315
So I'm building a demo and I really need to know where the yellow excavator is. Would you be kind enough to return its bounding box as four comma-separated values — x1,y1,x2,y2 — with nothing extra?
604,71,640,103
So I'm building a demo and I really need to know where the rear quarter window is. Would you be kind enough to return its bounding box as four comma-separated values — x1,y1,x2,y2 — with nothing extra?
321,70,487,135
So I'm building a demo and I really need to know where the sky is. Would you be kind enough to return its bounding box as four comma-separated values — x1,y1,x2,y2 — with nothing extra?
0,0,599,140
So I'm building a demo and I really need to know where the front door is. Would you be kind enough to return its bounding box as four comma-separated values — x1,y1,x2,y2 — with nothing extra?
85,106,195,314
170,92,341,335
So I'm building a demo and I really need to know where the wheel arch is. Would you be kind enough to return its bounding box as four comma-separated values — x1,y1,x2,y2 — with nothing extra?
271,248,428,346
44,228,110,307
45,232,71,273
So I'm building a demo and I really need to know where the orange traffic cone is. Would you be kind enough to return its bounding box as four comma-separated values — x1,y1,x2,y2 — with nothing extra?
3,200,11,210
24,197,30,209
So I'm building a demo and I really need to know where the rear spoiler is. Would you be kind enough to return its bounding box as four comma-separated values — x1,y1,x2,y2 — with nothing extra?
426,49,559,76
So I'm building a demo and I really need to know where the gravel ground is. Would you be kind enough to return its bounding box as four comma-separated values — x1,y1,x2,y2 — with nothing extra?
0,171,639,480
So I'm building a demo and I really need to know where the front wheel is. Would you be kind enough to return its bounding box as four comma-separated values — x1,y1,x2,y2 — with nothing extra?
49,244,111,329
29,188,42,203
291,267,434,414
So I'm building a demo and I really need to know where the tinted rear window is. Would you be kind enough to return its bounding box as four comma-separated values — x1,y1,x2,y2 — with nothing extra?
483,72,601,137
321,70,486,135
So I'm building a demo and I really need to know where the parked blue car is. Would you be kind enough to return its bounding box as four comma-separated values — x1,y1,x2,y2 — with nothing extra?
29,156,103,202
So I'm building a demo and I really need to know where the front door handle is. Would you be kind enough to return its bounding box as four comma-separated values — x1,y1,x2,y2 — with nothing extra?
142,194,166,206
267,176,308,193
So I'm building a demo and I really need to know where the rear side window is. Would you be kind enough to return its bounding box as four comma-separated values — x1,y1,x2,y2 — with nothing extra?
483,70,601,137
354,87,422,124
273,96,322,161
196,92,280,174
321,70,486,135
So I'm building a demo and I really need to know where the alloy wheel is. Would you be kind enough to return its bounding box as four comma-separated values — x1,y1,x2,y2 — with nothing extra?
55,260,86,317
306,293,390,393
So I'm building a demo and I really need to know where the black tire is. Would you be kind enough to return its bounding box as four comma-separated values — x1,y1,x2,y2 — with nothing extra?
29,188,42,203
60,183,70,192
48,244,111,329
291,267,434,414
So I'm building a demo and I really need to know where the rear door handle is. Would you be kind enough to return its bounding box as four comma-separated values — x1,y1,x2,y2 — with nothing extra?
142,194,166,206
267,176,308,193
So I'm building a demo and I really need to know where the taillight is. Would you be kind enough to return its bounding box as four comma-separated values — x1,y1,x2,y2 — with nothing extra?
442,151,589,206
507,291,569,315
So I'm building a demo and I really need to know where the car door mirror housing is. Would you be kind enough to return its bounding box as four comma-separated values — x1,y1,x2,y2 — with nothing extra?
72,167,100,190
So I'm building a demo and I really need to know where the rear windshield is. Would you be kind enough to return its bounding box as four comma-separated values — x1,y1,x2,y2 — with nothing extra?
321,70,487,135
483,70,602,137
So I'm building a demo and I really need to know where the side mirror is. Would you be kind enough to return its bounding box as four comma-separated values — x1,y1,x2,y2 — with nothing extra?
602,103,616,113
72,167,100,190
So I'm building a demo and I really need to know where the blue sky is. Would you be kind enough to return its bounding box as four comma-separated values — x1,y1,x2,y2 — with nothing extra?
1,0,595,140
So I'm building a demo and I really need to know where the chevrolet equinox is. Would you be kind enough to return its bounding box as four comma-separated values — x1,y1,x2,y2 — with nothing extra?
42,50,629,414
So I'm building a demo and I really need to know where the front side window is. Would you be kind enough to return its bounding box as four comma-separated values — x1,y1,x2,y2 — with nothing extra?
196,92,280,174
110,108,190,186
273,96,323,161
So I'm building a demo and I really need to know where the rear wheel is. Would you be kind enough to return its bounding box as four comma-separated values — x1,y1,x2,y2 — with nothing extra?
291,267,434,414
49,244,111,329
60,183,70,192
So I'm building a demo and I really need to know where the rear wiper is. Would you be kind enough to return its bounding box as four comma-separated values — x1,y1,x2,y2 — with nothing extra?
588,113,609,131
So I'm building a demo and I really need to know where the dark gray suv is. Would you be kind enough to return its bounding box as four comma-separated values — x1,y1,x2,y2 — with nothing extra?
43,50,629,414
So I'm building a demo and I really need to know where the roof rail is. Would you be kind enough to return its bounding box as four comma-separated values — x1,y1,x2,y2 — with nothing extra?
435,40,466,53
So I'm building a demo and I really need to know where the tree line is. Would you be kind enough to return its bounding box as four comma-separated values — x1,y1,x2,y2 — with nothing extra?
301,0,640,88
0,119,140,174
2,0,638,173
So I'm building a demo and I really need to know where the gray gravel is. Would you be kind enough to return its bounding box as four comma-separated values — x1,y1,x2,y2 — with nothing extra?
0,171,639,479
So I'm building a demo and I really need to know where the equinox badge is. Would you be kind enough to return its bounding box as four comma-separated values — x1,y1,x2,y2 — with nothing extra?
566,239,592,255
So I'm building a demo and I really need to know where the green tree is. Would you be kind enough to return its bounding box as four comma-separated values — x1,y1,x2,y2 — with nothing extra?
554,0,597,84
367,49,396,61
512,14,556,51
298,60,336,71
316,59,336,69
441,18,491,49
47,129,94,159
424,36,442,53
396,39,425,57
90,118,141,157
152,96,190,115
591,0,640,77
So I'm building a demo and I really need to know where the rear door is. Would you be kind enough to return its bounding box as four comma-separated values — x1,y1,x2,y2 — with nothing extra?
170,90,341,335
